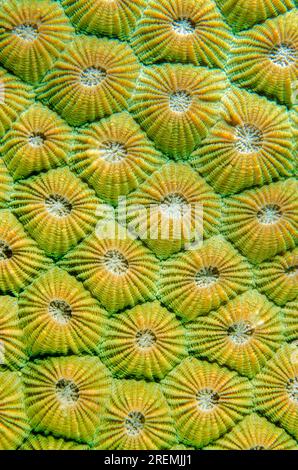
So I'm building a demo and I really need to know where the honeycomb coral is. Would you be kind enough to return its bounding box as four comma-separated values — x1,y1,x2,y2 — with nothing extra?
70,112,164,205
223,179,298,263
228,11,298,106
191,88,295,195
23,355,111,443
101,301,187,380
162,357,253,447
254,344,298,440
124,162,221,258
60,222,159,313
0,0,74,84
2,103,72,180
130,64,226,158
255,248,298,305
18,267,106,357
132,0,231,68
96,380,176,450
11,168,101,258
37,36,139,126
187,290,283,378
159,236,253,320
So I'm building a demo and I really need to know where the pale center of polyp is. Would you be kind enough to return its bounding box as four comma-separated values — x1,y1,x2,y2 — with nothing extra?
49,299,72,324
195,266,219,288
100,141,127,162
196,388,219,411
125,411,145,436
286,377,298,403
235,124,262,154
28,132,45,148
80,67,106,87
136,329,157,349
257,204,282,225
45,194,72,218
160,192,188,219
169,91,191,113
56,378,79,406
227,320,254,345
270,43,297,67
12,23,38,41
172,18,195,35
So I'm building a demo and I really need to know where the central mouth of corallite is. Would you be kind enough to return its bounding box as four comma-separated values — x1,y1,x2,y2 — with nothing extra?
28,132,46,147
197,388,220,411
169,91,192,113
103,250,129,275
227,320,255,345
234,124,263,154
195,266,220,288
172,18,195,35
160,192,189,219
286,377,298,403
0,240,13,261
269,43,297,67
55,378,79,406
45,194,72,218
48,299,72,324
257,204,282,225
285,265,298,277
125,411,145,436
135,329,157,349
12,23,38,41
100,141,127,162
80,67,107,87
250,446,266,450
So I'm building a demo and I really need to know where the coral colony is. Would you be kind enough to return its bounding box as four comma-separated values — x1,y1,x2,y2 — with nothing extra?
0,0,297,451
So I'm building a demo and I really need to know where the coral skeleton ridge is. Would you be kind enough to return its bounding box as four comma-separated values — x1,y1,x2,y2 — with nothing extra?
0,0,297,451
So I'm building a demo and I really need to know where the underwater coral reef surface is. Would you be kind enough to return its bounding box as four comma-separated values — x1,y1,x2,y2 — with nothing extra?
0,0,297,451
